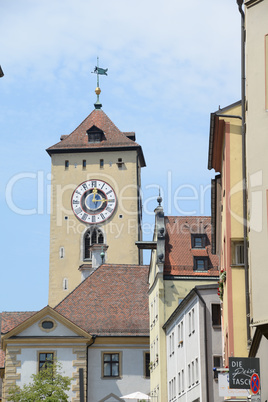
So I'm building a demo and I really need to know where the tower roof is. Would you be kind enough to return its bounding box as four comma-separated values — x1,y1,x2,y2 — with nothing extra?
46,109,146,167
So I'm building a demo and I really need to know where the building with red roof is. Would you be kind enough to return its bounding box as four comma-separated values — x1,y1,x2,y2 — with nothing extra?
137,203,219,401
1,264,150,401
1,93,151,401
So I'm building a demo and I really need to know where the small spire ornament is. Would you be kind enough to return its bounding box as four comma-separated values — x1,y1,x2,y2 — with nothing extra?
92,57,108,109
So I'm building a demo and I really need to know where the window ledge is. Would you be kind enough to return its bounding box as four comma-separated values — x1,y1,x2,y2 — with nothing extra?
230,264,245,268
102,376,122,380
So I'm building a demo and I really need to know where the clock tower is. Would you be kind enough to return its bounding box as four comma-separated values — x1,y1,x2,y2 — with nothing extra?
46,104,146,307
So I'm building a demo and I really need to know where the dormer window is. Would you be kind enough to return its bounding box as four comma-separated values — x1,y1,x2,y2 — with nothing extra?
194,257,208,271
191,234,206,248
87,126,104,143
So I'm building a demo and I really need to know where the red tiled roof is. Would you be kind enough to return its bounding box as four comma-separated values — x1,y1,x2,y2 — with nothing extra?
55,264,149,336
164,216,219,276
1,311,37,334
46,109,145,166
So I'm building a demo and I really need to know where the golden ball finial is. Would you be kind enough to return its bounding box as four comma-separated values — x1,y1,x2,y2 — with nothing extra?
95,87,101,95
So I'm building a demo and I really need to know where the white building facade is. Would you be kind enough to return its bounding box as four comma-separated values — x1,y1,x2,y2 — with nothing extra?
164,284,223,402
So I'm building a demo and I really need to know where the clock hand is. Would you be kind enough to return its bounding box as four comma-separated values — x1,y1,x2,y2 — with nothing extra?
92,188,98,202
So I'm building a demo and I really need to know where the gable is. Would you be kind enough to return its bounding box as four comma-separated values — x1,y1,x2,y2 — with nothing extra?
18,315,81,337
1,306,91,348
99,393,122,402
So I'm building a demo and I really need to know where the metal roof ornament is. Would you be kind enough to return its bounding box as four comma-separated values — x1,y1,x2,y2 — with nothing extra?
157,188,162,207
92,57,108,109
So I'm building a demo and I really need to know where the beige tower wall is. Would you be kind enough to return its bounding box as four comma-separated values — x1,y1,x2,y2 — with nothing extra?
48,149,142,306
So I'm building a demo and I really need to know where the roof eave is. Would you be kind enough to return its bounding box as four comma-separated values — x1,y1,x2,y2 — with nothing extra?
208,113,216,170
46,145,146,167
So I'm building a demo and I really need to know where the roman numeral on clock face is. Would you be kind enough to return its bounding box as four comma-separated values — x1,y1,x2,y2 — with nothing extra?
72,179,116,224
81,213,88,221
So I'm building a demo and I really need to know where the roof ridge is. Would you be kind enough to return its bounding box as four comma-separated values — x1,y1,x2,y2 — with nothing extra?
1,310,37,314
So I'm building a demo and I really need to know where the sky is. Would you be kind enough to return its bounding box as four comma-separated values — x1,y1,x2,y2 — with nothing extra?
1,0,242,311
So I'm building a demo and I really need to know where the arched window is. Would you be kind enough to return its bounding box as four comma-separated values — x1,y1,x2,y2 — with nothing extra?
84,228,104,260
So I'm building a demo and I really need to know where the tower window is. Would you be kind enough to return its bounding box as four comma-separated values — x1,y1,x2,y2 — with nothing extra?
87,126,104,143
63,278,68,290
59,247,64,259
117,158,124,168
65,160,69,169
100,159,104,168
84,228,104,260
82,160,86,169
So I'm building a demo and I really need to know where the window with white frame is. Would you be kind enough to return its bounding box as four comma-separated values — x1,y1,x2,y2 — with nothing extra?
195,358,199,383
235,243,244,265
188,364,191,388
178,372,181,395
178,320,184,346
169,332,174,356
150,302,153,327
155,293,158,320
182,369,184,392
192,308,195,333
232,241,244,265
189,311,192,335
192,361,195,385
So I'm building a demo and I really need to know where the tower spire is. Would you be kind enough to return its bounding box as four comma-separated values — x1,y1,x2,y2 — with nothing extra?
92,57,108,109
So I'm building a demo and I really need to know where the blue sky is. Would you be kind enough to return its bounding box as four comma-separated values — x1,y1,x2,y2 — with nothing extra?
1,0,241,311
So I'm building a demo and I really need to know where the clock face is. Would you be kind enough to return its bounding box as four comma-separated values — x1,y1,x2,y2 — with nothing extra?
71,179,117,224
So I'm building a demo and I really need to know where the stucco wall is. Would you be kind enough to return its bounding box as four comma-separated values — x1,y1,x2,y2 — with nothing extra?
87,342,150,401
48,149,141,306
246,0,268,324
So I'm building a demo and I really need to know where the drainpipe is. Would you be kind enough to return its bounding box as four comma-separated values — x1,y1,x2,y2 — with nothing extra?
236,0,251,348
